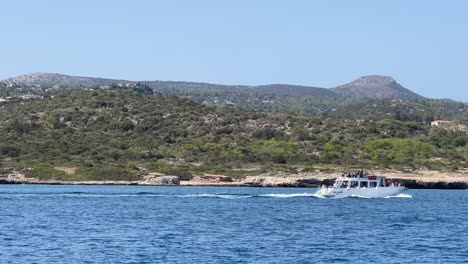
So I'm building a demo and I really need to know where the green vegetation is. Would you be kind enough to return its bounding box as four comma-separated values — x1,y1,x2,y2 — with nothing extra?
0,89,466,181
157,87,468,122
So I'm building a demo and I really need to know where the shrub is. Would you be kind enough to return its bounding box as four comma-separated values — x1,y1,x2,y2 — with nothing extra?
75,165,141,181
24,164,68,180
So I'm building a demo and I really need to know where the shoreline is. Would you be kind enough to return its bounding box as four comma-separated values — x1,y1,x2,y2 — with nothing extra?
1,169,467,189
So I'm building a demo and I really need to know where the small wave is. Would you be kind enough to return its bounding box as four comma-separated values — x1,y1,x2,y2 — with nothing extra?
68,194,168,197
58,191,89,195
0,191,88,196
0,192,170,198
136,192,159,195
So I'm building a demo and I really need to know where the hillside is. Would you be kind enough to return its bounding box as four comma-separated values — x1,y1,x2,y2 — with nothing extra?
331,75,424,99
3,73,338,98
0,89,466,182
3,72,422,99
328,98,468,122
1,73,467,121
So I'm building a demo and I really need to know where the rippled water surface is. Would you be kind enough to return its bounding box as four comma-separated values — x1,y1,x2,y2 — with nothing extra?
1,185,467,263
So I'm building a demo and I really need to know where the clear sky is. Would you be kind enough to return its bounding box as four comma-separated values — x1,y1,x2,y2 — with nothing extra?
1,0,467,101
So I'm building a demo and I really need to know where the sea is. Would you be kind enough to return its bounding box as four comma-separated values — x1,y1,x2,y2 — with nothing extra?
0,185,467,264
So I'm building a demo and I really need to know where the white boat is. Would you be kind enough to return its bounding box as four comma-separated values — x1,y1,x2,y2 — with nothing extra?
315,172,407,198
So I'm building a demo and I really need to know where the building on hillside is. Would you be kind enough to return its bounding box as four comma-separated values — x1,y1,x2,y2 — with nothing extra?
458,124,468,134
430,120,450,127
431,120,468,134
226,100,235,108
20,94,42,100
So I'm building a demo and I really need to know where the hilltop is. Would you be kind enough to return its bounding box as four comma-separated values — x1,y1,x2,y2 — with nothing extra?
331,75,424,99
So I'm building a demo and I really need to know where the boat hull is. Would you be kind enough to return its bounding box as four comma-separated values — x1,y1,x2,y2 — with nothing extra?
315,186,407,198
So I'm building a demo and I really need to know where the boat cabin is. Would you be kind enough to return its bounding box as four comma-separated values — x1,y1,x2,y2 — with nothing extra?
333,174,401,188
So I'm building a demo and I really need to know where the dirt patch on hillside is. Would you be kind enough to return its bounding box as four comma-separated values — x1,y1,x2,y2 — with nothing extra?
54,167,76,175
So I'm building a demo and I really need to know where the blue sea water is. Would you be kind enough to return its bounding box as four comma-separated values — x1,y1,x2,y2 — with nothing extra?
0,185,467,264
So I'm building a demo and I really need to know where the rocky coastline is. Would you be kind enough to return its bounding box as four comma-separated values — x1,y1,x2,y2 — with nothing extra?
1,170,467,189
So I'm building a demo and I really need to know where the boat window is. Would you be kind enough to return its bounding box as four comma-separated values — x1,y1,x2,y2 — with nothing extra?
369,181,377,188
360,181,368,188
380,179,385,187
340,181,349,188
350,181,359,188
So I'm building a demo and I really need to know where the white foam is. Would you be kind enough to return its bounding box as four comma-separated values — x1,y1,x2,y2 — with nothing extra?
177,193,252,199
384,193,413,199
312,194,330,199
348,194,372,199
259,193,315,198
179,193,316,199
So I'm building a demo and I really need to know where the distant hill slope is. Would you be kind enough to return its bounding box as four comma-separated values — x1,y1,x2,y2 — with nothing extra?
331,75,424,99
251,84,337,97
3,72,426,99
8,72,464,119
2,72,127,88
144,81,338,98
328,98,467,121
2,73,338,98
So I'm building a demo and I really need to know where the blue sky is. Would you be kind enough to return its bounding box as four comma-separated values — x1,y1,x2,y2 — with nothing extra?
1,0,467,101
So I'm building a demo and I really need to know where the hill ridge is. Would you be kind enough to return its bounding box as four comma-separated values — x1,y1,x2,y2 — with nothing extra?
3,72,423,99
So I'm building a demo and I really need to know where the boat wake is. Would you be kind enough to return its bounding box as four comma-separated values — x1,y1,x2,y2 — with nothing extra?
258,193,316,198
0,192,316,199
0,192,412,199
384,193,413,199
345,194,372,199
179,193,317,199
177,193,253,199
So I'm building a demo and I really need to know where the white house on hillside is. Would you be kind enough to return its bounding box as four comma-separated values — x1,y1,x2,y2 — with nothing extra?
430,120,468,134
430,120,450,127
458,124,468,133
